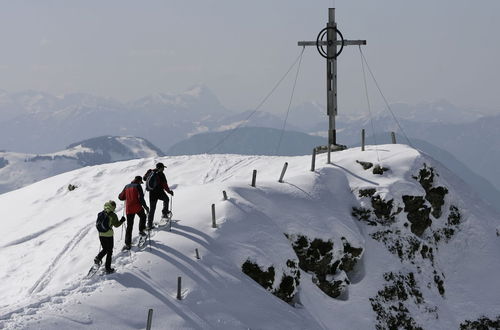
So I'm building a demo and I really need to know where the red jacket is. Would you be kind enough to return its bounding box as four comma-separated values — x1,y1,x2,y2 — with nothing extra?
118,182,147,215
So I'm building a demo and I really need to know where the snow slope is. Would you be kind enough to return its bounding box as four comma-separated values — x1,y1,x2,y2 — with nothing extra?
0,145,499,329
0,136,163,195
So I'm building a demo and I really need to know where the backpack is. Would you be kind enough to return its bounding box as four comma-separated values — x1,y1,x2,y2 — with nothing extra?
95,211,111,232
144,169,159,192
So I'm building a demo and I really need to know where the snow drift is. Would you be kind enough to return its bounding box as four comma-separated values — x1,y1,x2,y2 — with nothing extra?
0,145,499,329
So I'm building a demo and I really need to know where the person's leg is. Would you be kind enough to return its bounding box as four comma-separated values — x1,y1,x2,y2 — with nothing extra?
148,194,159,227
138,209,146,233
125,213,135,247
96,236,107,261
159,192,170,218
103,236,114,271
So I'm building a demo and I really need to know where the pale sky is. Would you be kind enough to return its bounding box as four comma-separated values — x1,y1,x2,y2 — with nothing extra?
0,0,499,115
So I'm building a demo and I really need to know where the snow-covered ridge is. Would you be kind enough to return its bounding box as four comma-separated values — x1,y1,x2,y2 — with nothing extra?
0,136,163,195
0,145,499,329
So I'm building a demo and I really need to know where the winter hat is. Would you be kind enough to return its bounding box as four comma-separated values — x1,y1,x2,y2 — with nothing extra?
156,162,165,169
104,200,116,212
133,175,143,184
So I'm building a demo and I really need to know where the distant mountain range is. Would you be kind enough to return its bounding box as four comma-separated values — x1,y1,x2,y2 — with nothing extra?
0,86,498,194
0,136,163,194
167,127,325,156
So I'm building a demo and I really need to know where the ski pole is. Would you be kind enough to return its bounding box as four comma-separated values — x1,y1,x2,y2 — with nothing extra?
148,229,152,251
121,203,125,241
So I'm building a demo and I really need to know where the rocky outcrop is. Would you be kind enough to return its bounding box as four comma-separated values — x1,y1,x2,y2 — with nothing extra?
370,271,436,330
288,235,363,299
460,315,500,330
241,259,300,304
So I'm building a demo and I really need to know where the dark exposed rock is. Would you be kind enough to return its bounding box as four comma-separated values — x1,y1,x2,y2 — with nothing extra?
413,164,448,218
289,235,362,298
427,186,448,218
241,259,300,304
356,160,373,170
274,260,301,303
352,195,401,227
352,207,377,226
370,271,428,330
371,195,400,226
371,230,425,263
433,271,445,296
340,240,364,272
402,195,432,236
460,315,500,330
433,205,462,242
448,205,461,226
68,184,78,191
359,188,376,198
372,164,390,175
413,164,435,192
242,260,275,291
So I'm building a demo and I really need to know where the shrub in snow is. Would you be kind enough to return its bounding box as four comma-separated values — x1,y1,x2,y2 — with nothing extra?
412,164,448,218
67,184,78,191
356,160,373,170
358,188,376,198
241,259,300,304
288,234,362,299
402,195,432,236
460,315,500,330
370,271,436,330
352,193,401,227
372,164,390,175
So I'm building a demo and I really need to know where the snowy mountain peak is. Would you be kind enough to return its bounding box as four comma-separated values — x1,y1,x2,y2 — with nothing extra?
0,136,163,194
0,145,498,329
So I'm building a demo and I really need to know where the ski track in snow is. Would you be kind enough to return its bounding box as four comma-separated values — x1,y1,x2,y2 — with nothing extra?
0,217,72,248
0,226,148,326
29,223,94,295
201,157,256,184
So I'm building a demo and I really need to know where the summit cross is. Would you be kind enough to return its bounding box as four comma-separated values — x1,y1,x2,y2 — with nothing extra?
298,8,366,149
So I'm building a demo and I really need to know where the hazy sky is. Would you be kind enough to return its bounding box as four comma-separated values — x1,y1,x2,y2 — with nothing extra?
0,0,499,115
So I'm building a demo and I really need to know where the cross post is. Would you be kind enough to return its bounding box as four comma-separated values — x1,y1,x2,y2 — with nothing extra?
298,8,366,151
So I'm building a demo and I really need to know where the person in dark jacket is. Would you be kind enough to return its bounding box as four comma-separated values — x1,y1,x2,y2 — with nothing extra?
118,176,150,250
143,162,174,229
94,200,126,274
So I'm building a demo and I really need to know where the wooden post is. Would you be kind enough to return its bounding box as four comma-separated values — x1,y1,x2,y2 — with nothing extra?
223,190,228,200
177,277,182,300
311,148,316,172
146,309,153,330
327,144,331,164
361,129,365,151
251,170,257,187
278,162,288,183
211,204,216,228
195,248,200,260
391,132,397,144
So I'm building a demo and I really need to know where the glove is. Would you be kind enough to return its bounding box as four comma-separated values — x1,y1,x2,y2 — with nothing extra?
169,190,174,196
120,216,126,223
144,206,150,214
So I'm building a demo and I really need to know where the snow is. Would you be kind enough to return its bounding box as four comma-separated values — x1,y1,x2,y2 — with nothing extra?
0,144,499,329
0,137,162,194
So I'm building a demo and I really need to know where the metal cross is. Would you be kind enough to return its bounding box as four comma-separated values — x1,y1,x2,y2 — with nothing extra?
298,8,366,150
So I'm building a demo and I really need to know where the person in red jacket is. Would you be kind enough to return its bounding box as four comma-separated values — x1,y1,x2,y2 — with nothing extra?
143,162,174,229
118,176,150,250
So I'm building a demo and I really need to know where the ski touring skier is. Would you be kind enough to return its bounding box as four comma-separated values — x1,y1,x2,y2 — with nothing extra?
143,162,174,229
91,200,126,275
118,176,150,250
